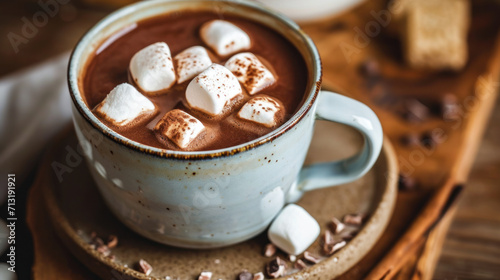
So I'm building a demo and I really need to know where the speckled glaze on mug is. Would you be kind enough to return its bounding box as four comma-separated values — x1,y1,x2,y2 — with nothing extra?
68,0,383,248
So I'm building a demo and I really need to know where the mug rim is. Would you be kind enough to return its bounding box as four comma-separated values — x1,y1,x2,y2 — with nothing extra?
68,0,322,160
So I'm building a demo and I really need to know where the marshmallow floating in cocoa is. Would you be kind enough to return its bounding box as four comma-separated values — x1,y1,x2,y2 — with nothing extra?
268,204,320,255
154,109,205,149
94,83,156,127
186,63,242,116
238,96,283,128
129,42,176,93
225,52,275,95
200,20,251,56
174,46,212,84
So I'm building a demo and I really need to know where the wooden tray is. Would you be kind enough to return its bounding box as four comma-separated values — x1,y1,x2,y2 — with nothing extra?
301,0,500,278
33,121,397,280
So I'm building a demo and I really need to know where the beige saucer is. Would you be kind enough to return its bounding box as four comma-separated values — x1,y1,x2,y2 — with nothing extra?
43,121,397,279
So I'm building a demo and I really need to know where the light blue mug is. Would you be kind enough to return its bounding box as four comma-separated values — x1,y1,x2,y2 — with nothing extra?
68,0,383,248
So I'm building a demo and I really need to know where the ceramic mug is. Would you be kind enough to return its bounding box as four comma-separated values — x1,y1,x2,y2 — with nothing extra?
68,0,383,249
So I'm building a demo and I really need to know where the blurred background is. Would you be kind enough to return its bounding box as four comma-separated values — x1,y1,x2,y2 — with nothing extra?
0,0,499,279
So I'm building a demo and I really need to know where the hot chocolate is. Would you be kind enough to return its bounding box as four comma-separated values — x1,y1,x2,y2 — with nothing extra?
82,10,307,151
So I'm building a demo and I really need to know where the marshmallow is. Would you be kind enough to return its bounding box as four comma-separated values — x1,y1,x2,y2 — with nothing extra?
186,63,242,116
94,83,156,126
129,42,176,93
154,109,205,149
268,204,320,255
225,52,275,95
200,20,251,56
174,46,212,84
238,96,283,127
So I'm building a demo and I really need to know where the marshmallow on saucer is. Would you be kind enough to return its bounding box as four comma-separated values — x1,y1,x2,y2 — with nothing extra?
154,109,205,149
238,96,283,127
186,63,242,116
174,46,212,84
129,42,176,93
94,83,156,126
200,20,251,56
225,52,275,95
268,204,320,255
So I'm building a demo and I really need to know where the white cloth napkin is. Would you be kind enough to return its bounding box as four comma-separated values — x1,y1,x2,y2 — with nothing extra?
0,53,72,203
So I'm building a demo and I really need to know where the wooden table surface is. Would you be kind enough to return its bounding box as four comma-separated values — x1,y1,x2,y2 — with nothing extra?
0,1,499,279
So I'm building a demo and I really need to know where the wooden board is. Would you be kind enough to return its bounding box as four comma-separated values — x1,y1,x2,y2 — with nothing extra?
301,0,500,278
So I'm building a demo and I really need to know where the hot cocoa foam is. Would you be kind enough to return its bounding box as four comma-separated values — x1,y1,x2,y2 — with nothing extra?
82,10,307,151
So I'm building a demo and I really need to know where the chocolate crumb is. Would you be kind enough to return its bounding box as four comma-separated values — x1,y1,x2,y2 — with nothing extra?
253,272,265,280
340,229,359,241
96,244,111,256
399,133,420,147
264,243,276,257
420,130,440,149
138,259,153,276
237,270,253,280
266,257,286,278
198,271,212,280
398,174,417,191
400,99,429,123
343,213,364,226
358,58,381,79
295,259,308,270
330,217,345,234
442,93,461,121
107,235,118,248
323,240,347,255
303,251,320,264
323,230,334,246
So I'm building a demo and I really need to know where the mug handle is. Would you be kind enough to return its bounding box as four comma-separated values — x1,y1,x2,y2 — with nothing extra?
287,91,383,203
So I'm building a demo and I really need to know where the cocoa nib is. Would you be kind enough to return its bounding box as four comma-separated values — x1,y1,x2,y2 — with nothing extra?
303,251,320,264
88,232,113,257
358,58,381,79
263,243,276,257
441,93,461,121
399,133,420,147
266,257,286,278
398,174,417,191
323,230,334,246
399,99,429,123
340,229,359,241
107,235,118,248
343,213,364,226
330,217,345,234
294,259,308,270
198,271,212,280
96,244,111,257
137,259,153,276
253,272,265,280
237,270,253,280
323,240,346,255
